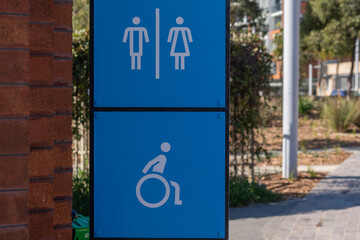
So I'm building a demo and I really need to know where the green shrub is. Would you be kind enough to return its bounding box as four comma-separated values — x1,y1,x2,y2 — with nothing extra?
73,167,90,216
299,97,314,116
73,29,90,141
230,34,273,183
321,98,360,132
229,176,283,207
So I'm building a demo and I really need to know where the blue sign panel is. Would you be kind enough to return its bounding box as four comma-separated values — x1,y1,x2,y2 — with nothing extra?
94,112,225,238
94,0,226,108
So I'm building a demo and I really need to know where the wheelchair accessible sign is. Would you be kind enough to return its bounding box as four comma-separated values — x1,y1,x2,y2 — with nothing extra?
91,0,228,239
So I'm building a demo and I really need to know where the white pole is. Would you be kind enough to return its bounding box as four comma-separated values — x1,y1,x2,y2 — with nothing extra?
355,38,359,92
309,64,313,96
282,0,299,178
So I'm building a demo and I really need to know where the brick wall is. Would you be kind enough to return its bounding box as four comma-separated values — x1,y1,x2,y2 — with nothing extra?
0,0,73,239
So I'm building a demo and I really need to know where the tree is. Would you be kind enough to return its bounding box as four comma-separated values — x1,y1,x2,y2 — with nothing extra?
230,0,267,36
339,0,360,99
301,0,360,99
73,0,90,31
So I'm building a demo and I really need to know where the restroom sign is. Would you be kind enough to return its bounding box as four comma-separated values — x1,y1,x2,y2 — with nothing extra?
91,0,229,239
123,10,193,74
93,0,227,108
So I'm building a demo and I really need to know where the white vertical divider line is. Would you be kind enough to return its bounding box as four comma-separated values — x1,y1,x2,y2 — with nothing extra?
156,8,160,79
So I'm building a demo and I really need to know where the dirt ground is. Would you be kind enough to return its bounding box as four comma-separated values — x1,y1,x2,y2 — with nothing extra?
263,117,360,151
255,114,358,199
257,172,327,199
259,150,352,166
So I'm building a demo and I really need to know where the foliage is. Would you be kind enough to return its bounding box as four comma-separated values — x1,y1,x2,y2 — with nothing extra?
321,98,360,132
73,29,90,141
307,166,317,179
299,97,314,116
230,0,267,35
229,176,283,207
73,0,89,31
230,33,273,182
73,167,90,216
272,28,283,62
300,3,324,40
301,0,360,99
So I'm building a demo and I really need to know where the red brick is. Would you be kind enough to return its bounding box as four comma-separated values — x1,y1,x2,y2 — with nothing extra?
0,15,29,48
0,191,28,226
54,199,72,226
29,116,53,148
54,228,72,240
30,23,54,54
30,0,53,23
29,179,54,210
29,86,53,115
54,143,72,170
29,211,53,240
53,115,72,142
30,55,53,85
53,87,72,114
54,60,72,86
0,50,29,83
0,156,28,190
0,119,28,155
54,2,72,31
0,86,29,118
54,172,72,198
29,148,55,178
0,0,29,14
0,225,29,240
54,31,72,58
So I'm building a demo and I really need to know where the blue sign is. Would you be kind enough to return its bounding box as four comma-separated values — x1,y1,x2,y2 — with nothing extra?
94,0,226,108
93,112,225,238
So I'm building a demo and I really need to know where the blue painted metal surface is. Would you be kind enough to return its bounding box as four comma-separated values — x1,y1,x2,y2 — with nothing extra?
94,112,225,238
93,0,226,108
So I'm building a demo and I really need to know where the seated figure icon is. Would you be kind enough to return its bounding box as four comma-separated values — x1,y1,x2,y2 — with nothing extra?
136,142,182,208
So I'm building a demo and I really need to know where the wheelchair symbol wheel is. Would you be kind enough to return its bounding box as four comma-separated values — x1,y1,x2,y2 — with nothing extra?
136,174,170,208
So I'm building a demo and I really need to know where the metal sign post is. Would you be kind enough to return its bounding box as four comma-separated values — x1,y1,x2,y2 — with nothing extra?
282,0,299,178
309,64,313,96
90,0,229,239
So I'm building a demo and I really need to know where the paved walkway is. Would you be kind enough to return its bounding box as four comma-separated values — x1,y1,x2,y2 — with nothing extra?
230,150,360,240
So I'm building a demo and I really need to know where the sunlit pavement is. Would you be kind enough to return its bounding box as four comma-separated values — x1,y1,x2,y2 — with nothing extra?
230,150,360,240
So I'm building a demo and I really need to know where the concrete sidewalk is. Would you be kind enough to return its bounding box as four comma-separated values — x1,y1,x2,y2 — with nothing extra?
230,150,360,240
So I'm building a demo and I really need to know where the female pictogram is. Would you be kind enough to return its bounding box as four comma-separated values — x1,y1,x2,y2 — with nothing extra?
136,142,182,208
167,17,193,70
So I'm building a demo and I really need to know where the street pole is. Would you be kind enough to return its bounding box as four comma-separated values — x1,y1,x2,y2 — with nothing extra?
355,38,359,92
282,0,299,178
309,64,313,96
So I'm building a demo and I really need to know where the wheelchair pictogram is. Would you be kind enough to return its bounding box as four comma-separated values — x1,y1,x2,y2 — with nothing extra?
136,142,182,208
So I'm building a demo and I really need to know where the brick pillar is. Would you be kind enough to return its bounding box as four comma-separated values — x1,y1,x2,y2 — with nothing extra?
28,0,73,239
0,0,73,238
28,0,55,238
0,0,31,239
53,0,73,239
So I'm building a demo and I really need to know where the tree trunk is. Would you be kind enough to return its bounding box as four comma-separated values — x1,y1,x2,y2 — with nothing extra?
336,60,340,89
347,38,357,101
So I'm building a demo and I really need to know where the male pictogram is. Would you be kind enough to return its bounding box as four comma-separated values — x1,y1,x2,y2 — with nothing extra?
123,17,150,70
